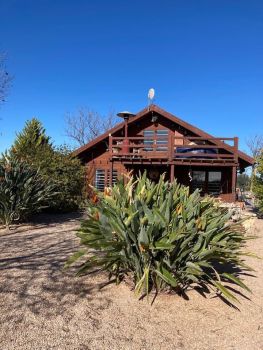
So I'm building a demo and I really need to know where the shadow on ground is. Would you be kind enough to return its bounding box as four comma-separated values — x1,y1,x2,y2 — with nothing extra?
0,213,111,326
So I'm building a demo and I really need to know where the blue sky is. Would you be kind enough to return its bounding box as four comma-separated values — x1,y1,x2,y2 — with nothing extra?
0,0,262,154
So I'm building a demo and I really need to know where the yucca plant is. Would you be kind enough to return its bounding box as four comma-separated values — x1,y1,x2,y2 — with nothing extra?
68,172,254,303
0,156,56,229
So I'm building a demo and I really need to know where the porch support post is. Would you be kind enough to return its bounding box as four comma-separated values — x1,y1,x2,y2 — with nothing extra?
170,164,175,182
109,133,113,187
109,161,113,187
231,166,237,201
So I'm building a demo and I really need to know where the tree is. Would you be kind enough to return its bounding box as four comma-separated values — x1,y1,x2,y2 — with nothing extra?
0,52,12,105
237,173,250,191
39,144,85,211
253,150,263,213
10,118,52,162
246,135,263,160
65,107,118,146
8,118,85,212
246,135,263,191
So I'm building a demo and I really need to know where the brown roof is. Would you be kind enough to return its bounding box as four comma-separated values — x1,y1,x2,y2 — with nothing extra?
74,104,254,166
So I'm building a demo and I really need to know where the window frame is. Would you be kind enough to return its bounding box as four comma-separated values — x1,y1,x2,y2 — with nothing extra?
143,128,169,152
94,169,105,191
191,170,222,196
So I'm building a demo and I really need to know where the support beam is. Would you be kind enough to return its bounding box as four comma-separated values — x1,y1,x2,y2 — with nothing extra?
109,161,113,187
231,166,237,201
170,164,175,182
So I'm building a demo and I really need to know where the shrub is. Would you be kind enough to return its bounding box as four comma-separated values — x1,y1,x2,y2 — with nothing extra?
40,145,85,212
9,118,85,212
237,173,251,192
253,151,263,214
0,157,56,229
68,173,253,303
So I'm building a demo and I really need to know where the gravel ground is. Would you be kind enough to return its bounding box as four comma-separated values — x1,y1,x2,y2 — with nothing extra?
0,213,262,350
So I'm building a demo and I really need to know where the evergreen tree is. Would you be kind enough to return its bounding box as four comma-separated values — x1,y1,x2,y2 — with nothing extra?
8,118,85,212
10,118,52,163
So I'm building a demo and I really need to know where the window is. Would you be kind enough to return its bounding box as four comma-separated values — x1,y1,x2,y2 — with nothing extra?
143,129,168,151
208,171,221,195
192,171,206,194
156,129,168,151
143,130,154,151
191,171,222,196
95,169,119,191
107,170,118,186
95,169,105,191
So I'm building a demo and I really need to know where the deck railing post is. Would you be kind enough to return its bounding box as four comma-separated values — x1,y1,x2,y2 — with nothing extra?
170,164,175,182
109,134,112,158
109,160,113,187
108,134,113,187
234,137,238,163
169,133,174,161
232,165,237,201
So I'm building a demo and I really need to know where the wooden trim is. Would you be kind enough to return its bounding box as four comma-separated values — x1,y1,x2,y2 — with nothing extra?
120,160,237,166
174,152,234,158
174,136,236,141
173,162,237,166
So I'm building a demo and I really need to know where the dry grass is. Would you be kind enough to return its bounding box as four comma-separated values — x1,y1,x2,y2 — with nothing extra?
0,212,262,350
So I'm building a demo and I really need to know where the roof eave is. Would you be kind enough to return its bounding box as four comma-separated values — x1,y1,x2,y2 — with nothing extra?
73,104,255,167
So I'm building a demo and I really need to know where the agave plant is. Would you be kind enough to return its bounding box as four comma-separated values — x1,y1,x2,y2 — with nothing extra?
68,172,253,303
0,156,56,229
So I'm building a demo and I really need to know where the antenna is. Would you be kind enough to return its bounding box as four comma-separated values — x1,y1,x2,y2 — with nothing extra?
148,88,155,107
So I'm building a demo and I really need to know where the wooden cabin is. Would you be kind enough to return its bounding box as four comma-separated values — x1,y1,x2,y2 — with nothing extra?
74,105,254,202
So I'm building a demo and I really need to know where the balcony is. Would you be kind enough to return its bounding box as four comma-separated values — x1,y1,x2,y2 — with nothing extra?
109,135,239,166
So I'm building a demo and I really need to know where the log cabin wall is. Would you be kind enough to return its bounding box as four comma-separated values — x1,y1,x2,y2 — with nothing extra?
84,113,189,188
126,113,195,140
75,105,254,202
84,116,235,201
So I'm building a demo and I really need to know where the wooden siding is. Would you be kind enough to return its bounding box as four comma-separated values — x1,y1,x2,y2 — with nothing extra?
78,106,250,202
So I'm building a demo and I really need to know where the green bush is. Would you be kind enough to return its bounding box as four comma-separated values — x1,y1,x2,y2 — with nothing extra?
253,151,263,214
237,173,251,192
68,173,253,303
40,145,85,212
0,157,56,229
10,118,85,212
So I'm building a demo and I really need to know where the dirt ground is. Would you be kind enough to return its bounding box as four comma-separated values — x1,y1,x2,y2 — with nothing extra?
0,213,262,350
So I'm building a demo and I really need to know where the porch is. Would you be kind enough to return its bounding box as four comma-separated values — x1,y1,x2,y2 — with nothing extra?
107,134,238,202
109,135,239,167
121,164,236,202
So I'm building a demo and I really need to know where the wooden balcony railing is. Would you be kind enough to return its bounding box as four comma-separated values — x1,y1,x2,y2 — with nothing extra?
109,135,238,164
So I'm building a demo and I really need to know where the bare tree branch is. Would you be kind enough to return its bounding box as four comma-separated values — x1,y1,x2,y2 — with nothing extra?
246,135,263,160
246,135,263,192
0,52,12,105
65,107,118,147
